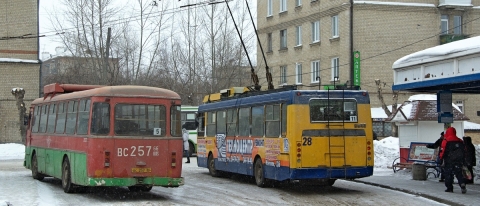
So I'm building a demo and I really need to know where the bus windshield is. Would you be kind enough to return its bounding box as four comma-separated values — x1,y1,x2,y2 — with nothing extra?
310,98,358,122
114,103,166,136
181,111,197,130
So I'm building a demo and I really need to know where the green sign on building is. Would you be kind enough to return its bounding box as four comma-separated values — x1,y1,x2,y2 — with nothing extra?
353,51,360,86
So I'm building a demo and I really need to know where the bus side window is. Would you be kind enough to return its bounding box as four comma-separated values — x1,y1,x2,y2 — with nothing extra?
76,99,90,135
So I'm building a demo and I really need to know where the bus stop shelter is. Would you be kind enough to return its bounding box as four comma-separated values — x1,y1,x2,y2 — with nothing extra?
391,35,480,162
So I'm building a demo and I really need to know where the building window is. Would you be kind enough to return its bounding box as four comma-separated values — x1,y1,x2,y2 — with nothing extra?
280,0,287,12
296,0,302,6
296,63,302,84
331,57,339,81
311,21,320,43
280,29,287,49
311,60,319,83
331,15,339,38
441,15,449,34
295,26,302,46
280,66,287,84
267,33,272,52
267,0,272,16
455,100,464,113
454,16,462,35
331,57,340,81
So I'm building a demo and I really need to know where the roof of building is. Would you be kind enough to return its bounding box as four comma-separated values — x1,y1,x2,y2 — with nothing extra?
389,100,469,122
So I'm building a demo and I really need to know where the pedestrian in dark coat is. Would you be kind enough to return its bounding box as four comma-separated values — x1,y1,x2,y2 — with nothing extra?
463,136,476,184
426,131,445,181
440,127,467,193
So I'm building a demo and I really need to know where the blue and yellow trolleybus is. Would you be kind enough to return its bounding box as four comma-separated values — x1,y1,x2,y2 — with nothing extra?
196,86,374,187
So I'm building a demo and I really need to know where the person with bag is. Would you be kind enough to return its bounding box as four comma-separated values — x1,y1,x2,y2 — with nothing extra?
426,131,445,182
463,136,476,184
439,127,467,193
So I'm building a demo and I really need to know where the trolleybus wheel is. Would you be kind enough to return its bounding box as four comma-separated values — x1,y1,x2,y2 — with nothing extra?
62,159,75,193
208,154,220,177
31,153,44,181
254,158,266,188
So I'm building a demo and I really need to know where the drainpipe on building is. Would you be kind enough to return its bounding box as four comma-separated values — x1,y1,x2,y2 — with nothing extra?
350,0,354,89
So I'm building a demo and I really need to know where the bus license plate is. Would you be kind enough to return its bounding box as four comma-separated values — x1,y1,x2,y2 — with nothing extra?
132,168,151,173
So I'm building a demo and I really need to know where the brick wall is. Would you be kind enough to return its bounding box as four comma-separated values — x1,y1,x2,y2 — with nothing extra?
257,0,480,124
0,0,40,143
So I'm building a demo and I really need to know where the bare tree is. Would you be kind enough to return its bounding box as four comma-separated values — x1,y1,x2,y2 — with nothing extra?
375,79,399,137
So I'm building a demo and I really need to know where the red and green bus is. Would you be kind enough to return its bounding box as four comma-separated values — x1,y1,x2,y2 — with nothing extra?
24,83,184,193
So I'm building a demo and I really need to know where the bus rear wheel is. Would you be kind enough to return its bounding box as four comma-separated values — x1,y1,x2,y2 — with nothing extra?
254,158,266,187
31,153,44,181
62,159,75,193
208,154,220,177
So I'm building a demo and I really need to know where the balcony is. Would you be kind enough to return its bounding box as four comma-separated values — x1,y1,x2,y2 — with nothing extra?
439,34,468,44
438,0,473,8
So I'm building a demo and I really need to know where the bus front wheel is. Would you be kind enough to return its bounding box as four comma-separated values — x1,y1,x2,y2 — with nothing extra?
254,158,266,187
31,153,44,181
62,159,75,193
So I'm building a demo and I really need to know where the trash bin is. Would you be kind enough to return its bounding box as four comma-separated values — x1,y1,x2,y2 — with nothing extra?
412,162,426,180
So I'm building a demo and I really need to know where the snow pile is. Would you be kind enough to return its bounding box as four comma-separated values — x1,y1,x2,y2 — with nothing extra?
374,137,400,169
0,143,24,160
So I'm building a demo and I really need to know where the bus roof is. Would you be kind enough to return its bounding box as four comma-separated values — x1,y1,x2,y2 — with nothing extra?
33,85,181,105
198,89,369,112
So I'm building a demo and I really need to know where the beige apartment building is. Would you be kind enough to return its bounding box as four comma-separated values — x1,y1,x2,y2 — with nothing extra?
256,0,480,125
0,0,40,143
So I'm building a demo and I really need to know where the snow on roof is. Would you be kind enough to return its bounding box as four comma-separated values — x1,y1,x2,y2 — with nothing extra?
464,121,480,130
371,107,389,119
354,1,435,7
392,35,480,69
390,99,468,122
0,58,39,64
408,94,436,101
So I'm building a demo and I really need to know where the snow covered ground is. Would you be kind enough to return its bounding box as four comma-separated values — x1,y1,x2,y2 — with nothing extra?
1,137,477,206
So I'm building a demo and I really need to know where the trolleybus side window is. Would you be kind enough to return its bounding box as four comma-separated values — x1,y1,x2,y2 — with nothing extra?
55,102,66,134
76,99,91,135
171,105,181,136
65,100,78,135
226,109,237,136
47,103,56,133
238,108,250,136
91,102,110,135
39,105,48,133
266,104,280,137
32,105,41,133
217,111,226,134
206,112,216,137
251,106,264,136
